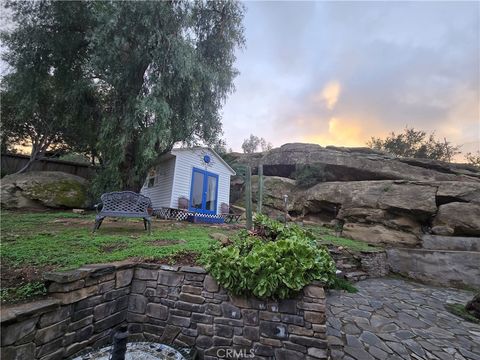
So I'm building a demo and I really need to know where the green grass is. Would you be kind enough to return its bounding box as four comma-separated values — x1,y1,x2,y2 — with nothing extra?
1,210,239,303
0,211,380,303
330,277,358,293
445,303,480,324
306,226,383,252
0,282,47,303
1,211,231,270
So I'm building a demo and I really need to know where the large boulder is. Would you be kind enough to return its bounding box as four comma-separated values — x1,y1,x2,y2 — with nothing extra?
432,202,480,236
342,223,419,247
231,143,480,182
233,175,480,246
1,171,89,209
228,143,480,247
301,181,438,246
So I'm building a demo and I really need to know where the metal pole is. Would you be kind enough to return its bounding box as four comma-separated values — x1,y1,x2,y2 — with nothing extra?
257,164,263,214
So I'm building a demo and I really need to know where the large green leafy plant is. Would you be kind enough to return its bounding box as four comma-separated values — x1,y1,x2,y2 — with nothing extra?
202,215,336,299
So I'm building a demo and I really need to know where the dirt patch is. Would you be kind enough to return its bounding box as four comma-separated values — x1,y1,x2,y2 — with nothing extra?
100,243,129,253
52,218,93,226
149,239,186,247
165,251,199,266
139,251,200,267
0,262,55,290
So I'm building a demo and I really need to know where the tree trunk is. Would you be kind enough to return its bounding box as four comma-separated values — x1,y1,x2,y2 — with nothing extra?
14,143,42,174
119,135,143,192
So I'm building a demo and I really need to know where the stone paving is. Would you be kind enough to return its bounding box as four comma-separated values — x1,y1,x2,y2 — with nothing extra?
327,278,480,360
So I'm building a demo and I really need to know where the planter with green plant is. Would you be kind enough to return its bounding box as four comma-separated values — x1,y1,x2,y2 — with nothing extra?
201,214,337,299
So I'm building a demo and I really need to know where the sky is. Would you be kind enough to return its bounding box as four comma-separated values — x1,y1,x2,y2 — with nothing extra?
221,1,480,158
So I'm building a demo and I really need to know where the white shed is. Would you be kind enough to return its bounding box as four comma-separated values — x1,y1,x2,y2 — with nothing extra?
141,147,235,216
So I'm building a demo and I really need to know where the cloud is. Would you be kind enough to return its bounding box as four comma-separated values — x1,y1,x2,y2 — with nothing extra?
221,1,480,158
312,81,341,110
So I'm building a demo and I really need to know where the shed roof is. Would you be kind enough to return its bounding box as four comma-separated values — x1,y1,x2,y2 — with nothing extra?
155,147,236,175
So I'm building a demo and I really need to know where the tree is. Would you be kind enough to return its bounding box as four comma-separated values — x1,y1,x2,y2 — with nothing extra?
1,1,99,172
210,138,228,156
241,134,272,154
367,127,460,162
89,1,245,192
2,0,245,191
465,151,480,168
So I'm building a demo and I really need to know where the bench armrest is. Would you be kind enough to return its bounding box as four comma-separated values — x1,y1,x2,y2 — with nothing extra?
94,203,102,213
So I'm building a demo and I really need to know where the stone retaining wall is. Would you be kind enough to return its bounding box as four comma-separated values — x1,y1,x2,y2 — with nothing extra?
1,262,328,360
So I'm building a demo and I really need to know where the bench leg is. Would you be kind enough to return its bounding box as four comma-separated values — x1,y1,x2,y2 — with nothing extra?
93,217,104,233
144,218,152,235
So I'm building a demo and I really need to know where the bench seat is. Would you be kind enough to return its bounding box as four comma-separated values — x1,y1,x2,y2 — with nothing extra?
93,191,152,234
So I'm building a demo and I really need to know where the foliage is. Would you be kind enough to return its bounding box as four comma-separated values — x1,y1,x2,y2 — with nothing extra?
293,164,327,188
329,277,358,293
241,134,273,154
210,137,229,156
202,214,337,299
1,1,99,172
0,281,47,303
367,127,460,162
2,1,245,191
90,1,245,193
465,151,480,168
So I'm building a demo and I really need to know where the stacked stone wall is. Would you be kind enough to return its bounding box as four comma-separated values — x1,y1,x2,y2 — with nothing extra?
1,262,327,360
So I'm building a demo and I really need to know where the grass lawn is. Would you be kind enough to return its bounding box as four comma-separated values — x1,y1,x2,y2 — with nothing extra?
0,210,380,303
307,225,383,252
0,210,237,302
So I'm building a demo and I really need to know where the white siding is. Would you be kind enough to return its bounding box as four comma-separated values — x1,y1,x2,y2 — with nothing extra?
170,149,233,214
140,158,176,208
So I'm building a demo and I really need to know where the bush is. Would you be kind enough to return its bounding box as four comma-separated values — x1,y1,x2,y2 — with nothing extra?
293,164,327,188
201,215,337,299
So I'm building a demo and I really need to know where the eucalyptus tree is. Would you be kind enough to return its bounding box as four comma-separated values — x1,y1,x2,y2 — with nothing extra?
89,1,245,192
1,1,99,172
2,0,244,188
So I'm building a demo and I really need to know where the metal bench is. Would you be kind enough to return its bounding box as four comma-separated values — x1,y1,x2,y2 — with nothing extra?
220,203,241,223
93,191,152,234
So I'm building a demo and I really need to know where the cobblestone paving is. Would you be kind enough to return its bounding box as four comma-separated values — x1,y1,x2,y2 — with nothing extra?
327,278,480,360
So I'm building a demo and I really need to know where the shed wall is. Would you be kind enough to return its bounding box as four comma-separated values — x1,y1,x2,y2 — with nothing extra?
140,158,175,208
171,149,232,214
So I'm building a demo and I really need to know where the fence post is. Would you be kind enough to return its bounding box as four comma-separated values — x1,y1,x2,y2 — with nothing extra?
245,166,253,230
257,164,263,214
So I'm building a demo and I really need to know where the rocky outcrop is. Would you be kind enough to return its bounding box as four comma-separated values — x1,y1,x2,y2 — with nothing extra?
229,143,480,182
1,171,89,209
236,178,480,246
433,202,480,236
230,144,480,246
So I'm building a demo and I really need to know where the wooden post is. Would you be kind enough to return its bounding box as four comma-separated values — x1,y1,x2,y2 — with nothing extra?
283,194,288,224
257,164,263,214
245,166,253,230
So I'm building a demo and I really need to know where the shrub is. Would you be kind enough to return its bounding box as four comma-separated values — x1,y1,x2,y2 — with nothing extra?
293,164,327,188
202,215,337,299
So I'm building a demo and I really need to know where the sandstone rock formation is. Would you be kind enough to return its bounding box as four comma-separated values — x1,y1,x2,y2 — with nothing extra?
1,171,89,209
230,143,480,246
228,143,480,182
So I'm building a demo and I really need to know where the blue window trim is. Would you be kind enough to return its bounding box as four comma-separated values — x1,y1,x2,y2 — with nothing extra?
189,167,219,215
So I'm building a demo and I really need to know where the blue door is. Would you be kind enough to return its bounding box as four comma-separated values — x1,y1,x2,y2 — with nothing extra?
189,168,219,214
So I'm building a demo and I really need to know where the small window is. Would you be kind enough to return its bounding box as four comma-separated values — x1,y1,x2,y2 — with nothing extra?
146,169,156,188
147,177,155,188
